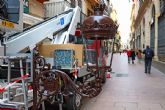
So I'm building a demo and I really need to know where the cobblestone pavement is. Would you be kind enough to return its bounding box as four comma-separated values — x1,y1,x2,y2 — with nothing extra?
81,53,165,110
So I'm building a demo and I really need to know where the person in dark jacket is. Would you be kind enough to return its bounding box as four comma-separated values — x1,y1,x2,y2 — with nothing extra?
143,45,154,74
131,49,136,64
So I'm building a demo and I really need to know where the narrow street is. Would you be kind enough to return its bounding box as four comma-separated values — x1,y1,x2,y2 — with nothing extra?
1,0,165,109
81,53,165,110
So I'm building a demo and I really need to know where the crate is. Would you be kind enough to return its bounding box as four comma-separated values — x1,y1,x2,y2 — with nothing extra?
54,49,75,69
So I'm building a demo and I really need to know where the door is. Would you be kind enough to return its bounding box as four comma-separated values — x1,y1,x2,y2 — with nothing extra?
150,23,155,50
158,14,165,62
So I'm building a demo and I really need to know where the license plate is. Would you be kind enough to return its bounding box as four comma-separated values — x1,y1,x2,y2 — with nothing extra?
2,20,14,28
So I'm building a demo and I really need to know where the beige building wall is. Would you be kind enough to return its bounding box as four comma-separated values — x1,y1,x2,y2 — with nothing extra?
134,0,140,19
110,9,117,22
144,4,152,46
29,0,44,18
81,0,95,17
132,0,162,60
82,0,88,15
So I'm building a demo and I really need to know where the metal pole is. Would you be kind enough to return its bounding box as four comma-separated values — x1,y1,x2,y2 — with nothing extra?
31,51,33,82
26,61,29,77
95,38,99,74
3,44,6,65
59,104,63,110
42,102,45,110
109,37,115,69
32,50,37,110
82,34,89,68
7,59,11,101
20,59,28,110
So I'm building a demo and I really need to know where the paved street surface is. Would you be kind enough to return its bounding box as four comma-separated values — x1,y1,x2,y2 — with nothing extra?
81,53,165,110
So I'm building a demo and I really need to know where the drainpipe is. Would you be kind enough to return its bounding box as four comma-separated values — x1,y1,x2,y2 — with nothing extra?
0,32,6,56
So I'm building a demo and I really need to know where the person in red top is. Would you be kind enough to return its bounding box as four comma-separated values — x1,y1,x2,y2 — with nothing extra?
127,49,132,63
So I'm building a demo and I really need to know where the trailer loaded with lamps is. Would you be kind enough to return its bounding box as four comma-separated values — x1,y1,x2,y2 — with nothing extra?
32,3,118,110
0,1,117,110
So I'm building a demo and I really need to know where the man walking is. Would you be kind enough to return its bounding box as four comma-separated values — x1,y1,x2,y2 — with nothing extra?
143,45,154,74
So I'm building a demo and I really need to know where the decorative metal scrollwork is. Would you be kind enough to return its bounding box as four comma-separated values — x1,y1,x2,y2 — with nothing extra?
33,69,83,109
35,70,61,107
34,56,46,70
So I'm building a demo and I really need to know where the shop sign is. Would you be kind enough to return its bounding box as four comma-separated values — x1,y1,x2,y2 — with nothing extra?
2,20,15,28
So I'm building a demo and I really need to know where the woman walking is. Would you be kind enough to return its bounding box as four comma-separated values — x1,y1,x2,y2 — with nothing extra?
137,49,142,63
127,49,131,63
131,49,136,64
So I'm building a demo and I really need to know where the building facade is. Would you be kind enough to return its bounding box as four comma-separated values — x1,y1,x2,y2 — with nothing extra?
130,0,165,62
23,0,48,27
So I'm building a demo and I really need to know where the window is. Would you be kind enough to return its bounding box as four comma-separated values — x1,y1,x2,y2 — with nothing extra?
0,0,20,23
160,0,165,15
143,18,145,36
77,0,82,8
151,5,155,24
70,0,76,8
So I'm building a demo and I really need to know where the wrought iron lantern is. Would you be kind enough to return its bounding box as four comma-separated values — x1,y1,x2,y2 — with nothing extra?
82,4,118,40
82,3,118,86
82,3,118,64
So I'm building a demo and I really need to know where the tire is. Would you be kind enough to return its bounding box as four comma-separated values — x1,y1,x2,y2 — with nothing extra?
66,93,81,110
102,71,106,84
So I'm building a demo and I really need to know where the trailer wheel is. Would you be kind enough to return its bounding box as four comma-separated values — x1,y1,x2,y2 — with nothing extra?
66,93,81,110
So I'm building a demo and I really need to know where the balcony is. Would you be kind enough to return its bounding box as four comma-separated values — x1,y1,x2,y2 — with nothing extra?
44,0,86,23
44,1,71,18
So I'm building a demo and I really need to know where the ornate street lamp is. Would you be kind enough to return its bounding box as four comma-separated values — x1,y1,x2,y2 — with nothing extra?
81,3,118,96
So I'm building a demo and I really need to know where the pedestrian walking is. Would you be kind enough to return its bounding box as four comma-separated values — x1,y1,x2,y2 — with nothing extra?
131,49,136,64
143,45,154,74
137,49,142,63
127,49,131,63
120,51,122,55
